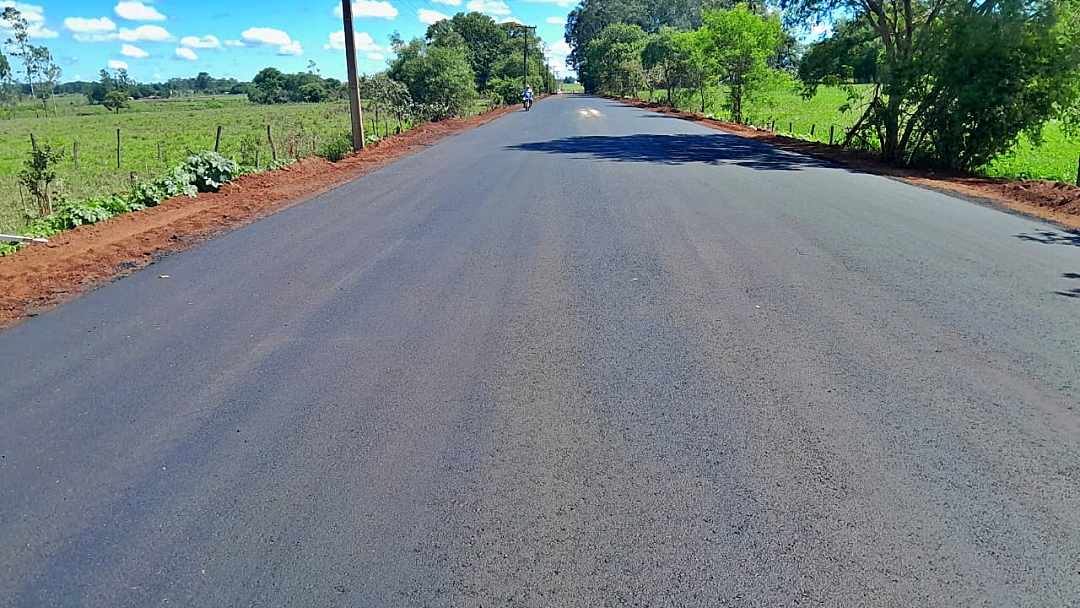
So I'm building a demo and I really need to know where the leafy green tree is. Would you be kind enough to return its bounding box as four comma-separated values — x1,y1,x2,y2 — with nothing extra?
581,23,648,96
104,90,128,114
428,12,508,91
642,27,691,105
388,35,477,120
696,5,783,124
249,67,289,104
786,0,1080,167
298,82,326,102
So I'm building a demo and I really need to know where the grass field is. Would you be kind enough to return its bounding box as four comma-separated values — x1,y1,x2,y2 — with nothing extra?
0,95,416,233
644,83,1080,185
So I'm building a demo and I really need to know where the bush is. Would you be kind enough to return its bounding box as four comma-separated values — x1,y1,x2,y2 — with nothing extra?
317,132,353,162
184,151,240,193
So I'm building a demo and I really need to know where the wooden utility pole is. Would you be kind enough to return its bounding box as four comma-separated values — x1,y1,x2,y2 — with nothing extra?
522,25,536,91
341,0,365,150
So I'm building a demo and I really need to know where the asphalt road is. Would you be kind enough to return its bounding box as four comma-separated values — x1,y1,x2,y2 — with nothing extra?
2,94,1079,607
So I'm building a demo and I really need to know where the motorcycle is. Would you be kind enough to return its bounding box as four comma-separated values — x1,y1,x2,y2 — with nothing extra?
522,97,533,111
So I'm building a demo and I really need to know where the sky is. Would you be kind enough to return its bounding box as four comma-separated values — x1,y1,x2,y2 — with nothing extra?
0,0,578,83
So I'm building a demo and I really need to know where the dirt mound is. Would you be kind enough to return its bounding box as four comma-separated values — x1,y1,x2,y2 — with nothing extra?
620,98,1080,229
0,104,519,329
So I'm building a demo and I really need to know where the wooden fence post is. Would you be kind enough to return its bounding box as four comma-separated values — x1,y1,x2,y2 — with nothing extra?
116,128,121,169
811,124,816,137
267,125,277,162
29,133,37,151
215,125,223,152
157,141,163,166
73,141,79,168
829,125,835,146
789,121,792,134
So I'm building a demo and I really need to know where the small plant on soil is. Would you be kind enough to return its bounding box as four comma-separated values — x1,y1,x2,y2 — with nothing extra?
317,132,353,163
18,144,64,217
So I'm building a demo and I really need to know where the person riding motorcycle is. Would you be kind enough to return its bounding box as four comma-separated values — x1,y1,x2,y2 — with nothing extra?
522,86,533,110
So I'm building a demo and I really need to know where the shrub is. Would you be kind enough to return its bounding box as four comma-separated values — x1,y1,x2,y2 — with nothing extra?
317,132,353,162
184,151,240,193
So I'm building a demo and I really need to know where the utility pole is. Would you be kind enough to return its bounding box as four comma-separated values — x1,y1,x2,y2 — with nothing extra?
522,25,536,92
341,0,365,150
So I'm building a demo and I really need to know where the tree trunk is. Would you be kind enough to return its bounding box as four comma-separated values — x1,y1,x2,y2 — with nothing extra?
882,93,902,163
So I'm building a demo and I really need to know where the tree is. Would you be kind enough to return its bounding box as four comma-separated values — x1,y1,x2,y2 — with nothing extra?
249,67,289,104
2,6,35,98
580,23,648,97
696,5,783,124
642,27,691,105
194,71,212,91
786,0,1080,167
104,90,128,114
388,35,477,120
427,12,508,91
27,45,60,111
565,0,708,90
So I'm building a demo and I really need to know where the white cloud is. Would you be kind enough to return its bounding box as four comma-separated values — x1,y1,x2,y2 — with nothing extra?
278,40,303,55
241,27,292,46
547,39,571,68
323,30,381,51
545,16,565,25
366,52,384,60
417,8,449,24
333,1,398,19
63,16,117,33
120,43,148,57
224,39,245,47
466,0,511,16
107,59,128,69
175,47,197,60
114,1,166,21
27,23,56,37
181,34,220,49
116,24,170,41
500,16,522,24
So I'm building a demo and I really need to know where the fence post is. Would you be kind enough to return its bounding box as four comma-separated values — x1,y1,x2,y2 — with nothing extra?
157,141,163,166
829,125,835,146
116,128,121,169
29,133,37,151
789,121,792,134
811,124,816,137
73,140,79,169
267,124,277,162
215,125,223,152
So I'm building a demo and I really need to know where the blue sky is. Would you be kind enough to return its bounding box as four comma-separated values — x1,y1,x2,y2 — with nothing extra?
0,0,577,83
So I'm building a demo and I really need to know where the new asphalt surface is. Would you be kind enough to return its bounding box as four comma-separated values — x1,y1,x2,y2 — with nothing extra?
2,95,1079,606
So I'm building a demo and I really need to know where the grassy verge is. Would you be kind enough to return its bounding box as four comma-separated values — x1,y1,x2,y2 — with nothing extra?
0,95,416,233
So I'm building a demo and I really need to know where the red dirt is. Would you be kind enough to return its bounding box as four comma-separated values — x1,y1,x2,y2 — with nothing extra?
620,98,1080,229
0,103,520,328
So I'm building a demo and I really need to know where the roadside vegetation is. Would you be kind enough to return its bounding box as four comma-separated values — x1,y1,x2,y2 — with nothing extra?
0,8,556,243
566,0,1080,181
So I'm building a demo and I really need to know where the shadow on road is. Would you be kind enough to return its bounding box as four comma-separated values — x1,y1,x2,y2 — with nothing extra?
508,134,835,171
1015,229,1080,246
1058,272,1080,299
